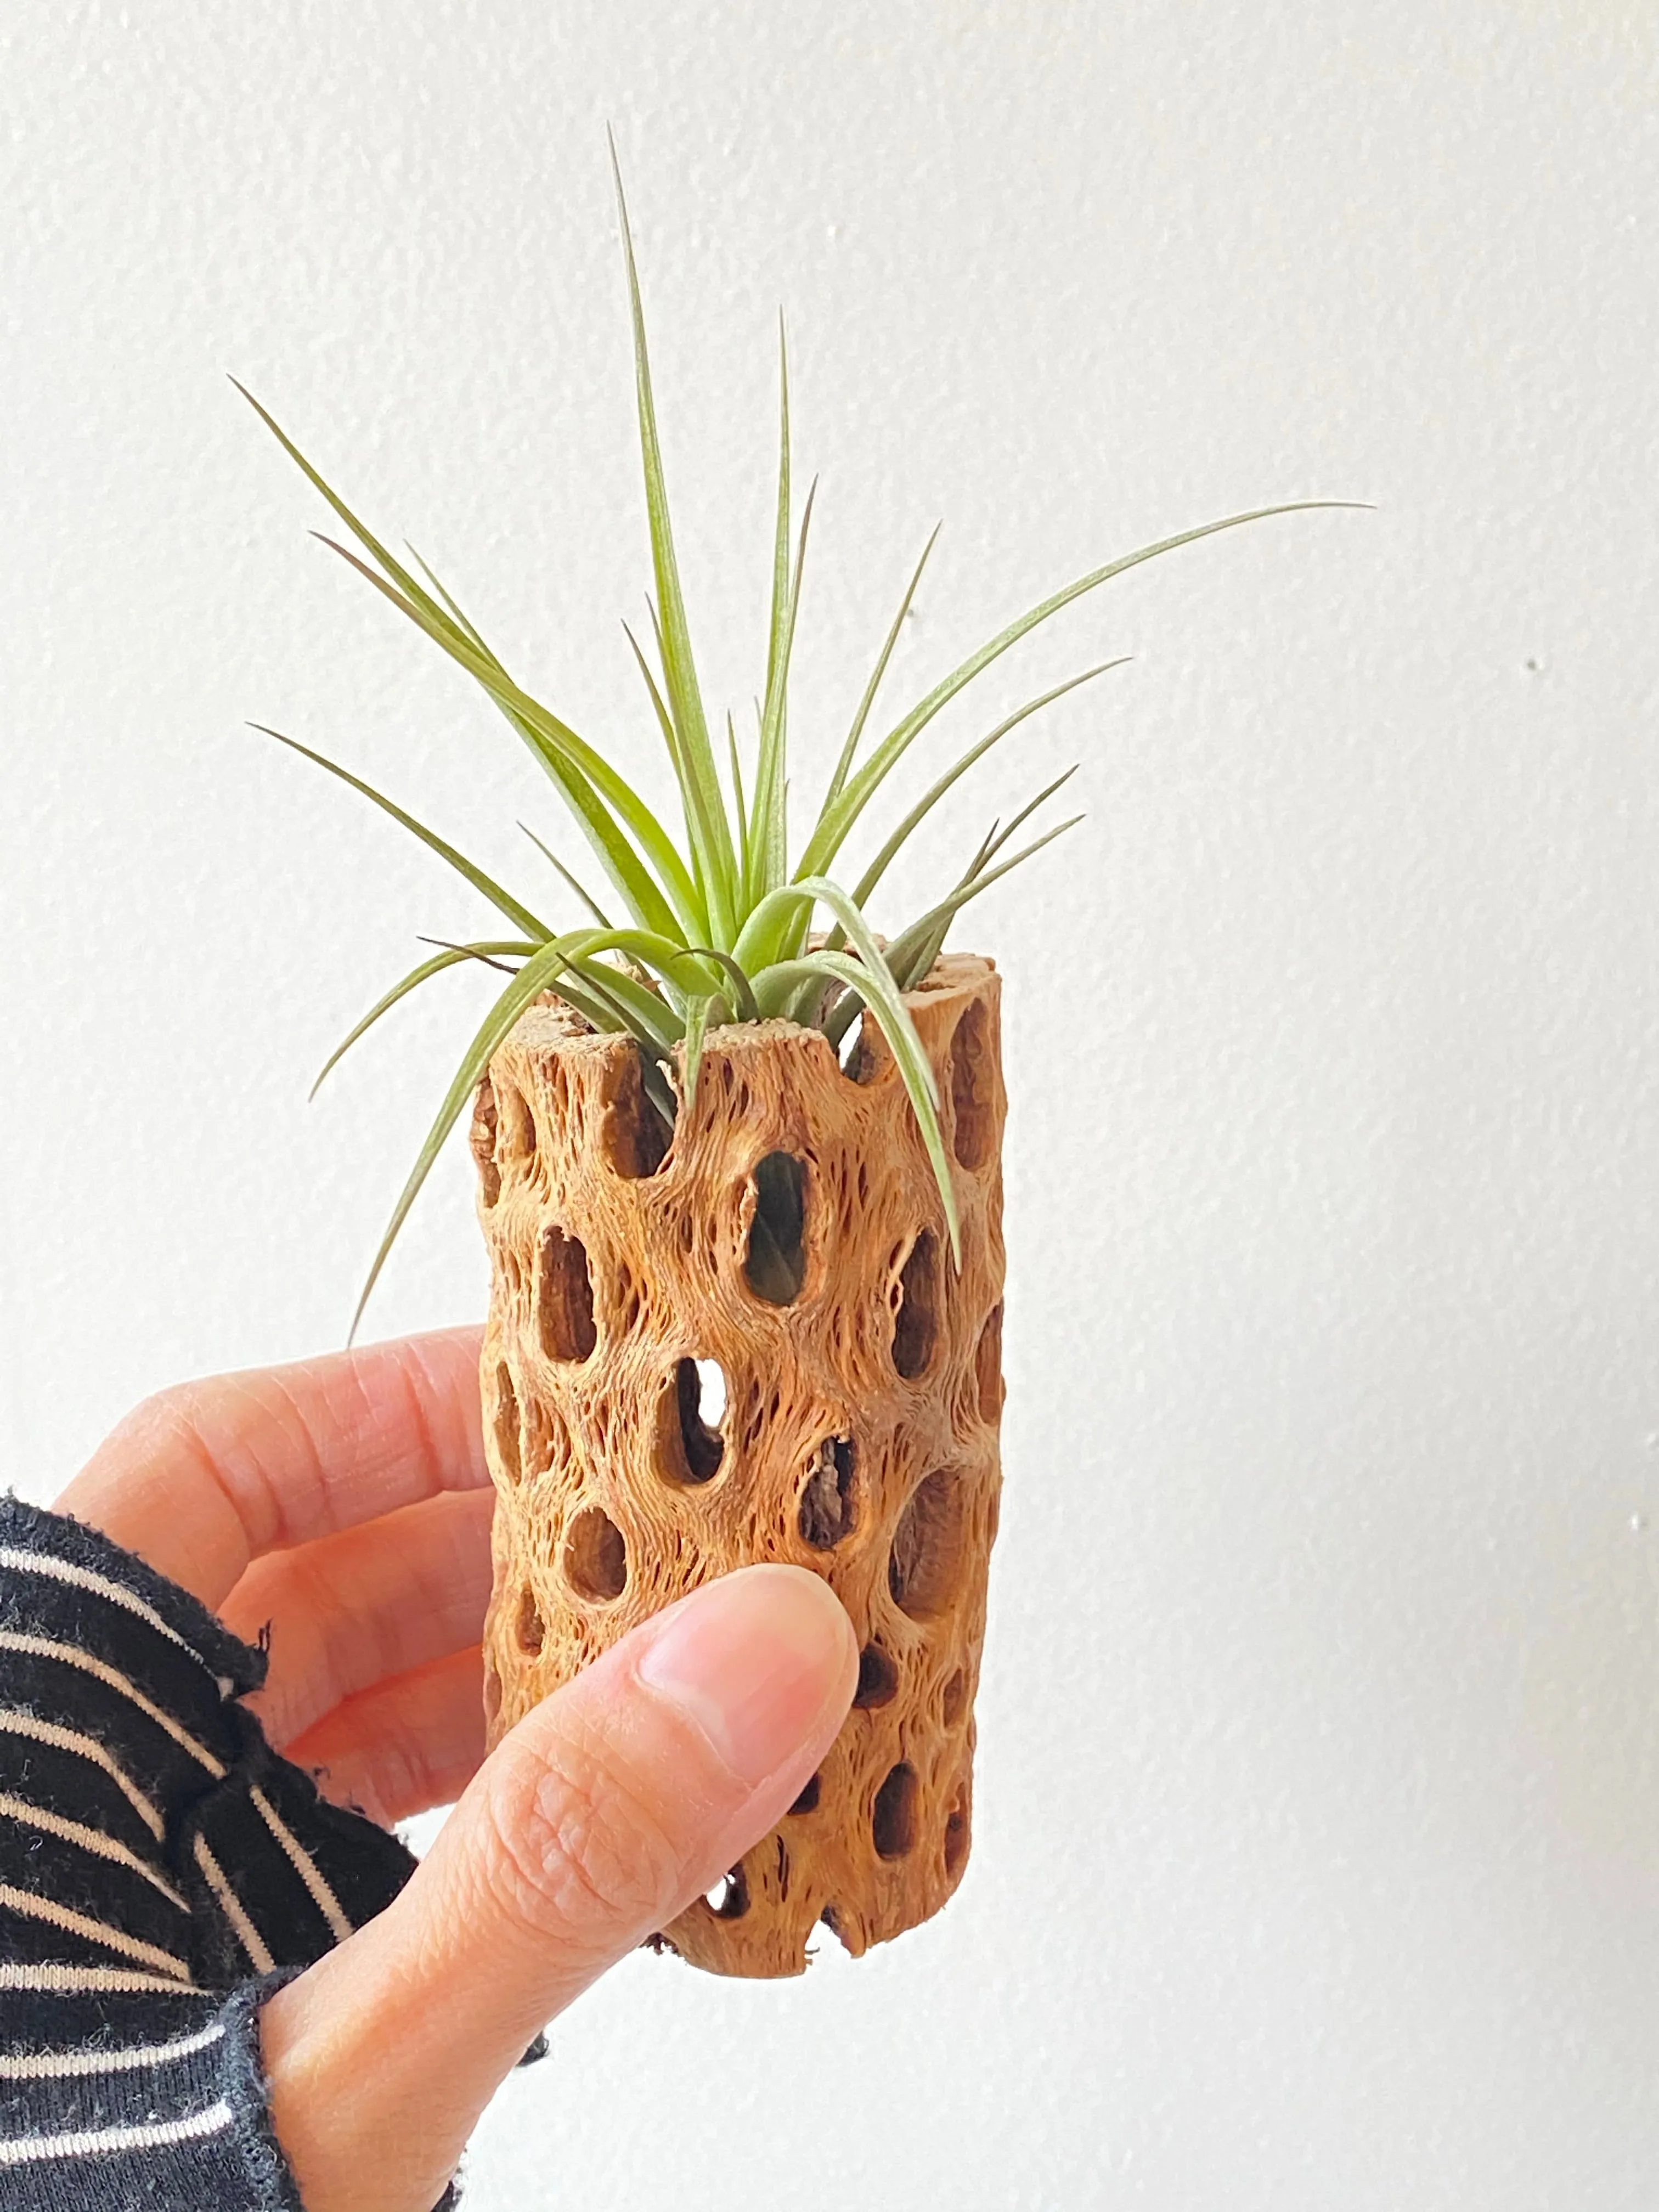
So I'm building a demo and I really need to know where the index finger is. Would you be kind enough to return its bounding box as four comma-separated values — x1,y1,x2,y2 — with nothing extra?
55,1327,488,1613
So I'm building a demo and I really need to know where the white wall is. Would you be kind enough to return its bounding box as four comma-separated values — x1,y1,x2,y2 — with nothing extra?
3,4,1656,2205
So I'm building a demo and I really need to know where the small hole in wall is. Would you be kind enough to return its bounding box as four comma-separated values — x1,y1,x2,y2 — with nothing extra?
944,1782,970,1878
601,1045,671,1179
743,1152,807,1305
492,1364,522,1486
515,1586,545,1656
888,1469,964,1620
788,1774,821,1816
872,1763,918,1859
798,1437,856,1549
853,1644,899,1709
704,1863,750,1920
891,1229,939,1380
941,1668,968,1727
537,1226,597,1362
664,1358,726,1483
563,1506,628,1604
471,1080,501,1207
975,1303,1004,1423
949,1000,995,1170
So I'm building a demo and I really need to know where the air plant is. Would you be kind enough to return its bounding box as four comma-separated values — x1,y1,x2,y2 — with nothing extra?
241,155,1327,1335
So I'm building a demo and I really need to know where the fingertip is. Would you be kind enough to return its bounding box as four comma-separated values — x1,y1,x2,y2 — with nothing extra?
634,1562,859,1790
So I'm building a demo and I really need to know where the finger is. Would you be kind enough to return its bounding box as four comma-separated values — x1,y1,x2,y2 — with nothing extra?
286,1646,488,1827
56,1327,486,1610
261,1566,857,2212
221,1488,494,1747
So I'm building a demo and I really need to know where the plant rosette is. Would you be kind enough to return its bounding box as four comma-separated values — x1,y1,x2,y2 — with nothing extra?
245,148,1334,1976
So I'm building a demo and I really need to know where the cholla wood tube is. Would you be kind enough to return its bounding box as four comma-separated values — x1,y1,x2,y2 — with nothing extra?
474,951,1006,1977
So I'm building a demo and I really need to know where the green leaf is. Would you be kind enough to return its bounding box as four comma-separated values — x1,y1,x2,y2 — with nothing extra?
884,811,1084,995
523,731,692,942
821,524,940,813
610,136,738,942
309,939,538,1100
746,477,817,914
679,993,713,1113
564,953,684,1052
850,661,1120,909
364,557,690,945
517,822,613,928
675,945,758,1023
413,937,520,973
233,381,460,640
255,724,555,944
403,544,493,658
980,763,1079,866
349,936,599,1339
802,504,1358,877
314,533,700,942
744,318,792,910
740,875,925,1074
726,710,751,891
378,559,691,944
622,612,708,918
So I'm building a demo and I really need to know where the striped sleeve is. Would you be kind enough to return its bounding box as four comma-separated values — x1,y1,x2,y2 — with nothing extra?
0,1493,432,2209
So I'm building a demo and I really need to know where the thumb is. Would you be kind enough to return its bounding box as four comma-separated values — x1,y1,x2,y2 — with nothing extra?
261,1565,857,2212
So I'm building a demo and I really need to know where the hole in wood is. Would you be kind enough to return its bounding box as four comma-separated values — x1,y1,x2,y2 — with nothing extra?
944,1783,970,1878
788,1773,821,1816
497,1079,537,1163
853,1644,899,1709
563,1505,628,1604
537,1225,596,1362
891,1229,939,1380
798,1436,856,1549
492,1363,522,1486
941,1667,968,1727
744,1152,807,1305
483,1661,503,1724
839,1013,881,1085
949,1001,995,1170
704,1863,750,1920
601,1045,671,1178
872,1762,918,1859
515,1585,545,1655
888,1468,965,1620
975,1302,1004,1423
471,1079,501,1207
664,1358,726,1483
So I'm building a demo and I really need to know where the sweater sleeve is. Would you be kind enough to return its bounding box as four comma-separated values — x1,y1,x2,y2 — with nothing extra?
0,1492,432,2209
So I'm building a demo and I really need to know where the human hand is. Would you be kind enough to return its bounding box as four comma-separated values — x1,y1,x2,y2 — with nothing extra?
59,1328,858,2212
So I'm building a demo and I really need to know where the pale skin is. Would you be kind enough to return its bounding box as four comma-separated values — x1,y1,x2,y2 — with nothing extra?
57,1327,859,2212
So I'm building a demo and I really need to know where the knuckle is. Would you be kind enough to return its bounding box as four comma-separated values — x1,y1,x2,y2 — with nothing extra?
348,1735,419,1829
475,1724,685,1950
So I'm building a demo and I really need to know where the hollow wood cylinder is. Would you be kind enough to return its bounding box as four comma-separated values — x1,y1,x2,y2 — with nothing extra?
472,951,1006,1977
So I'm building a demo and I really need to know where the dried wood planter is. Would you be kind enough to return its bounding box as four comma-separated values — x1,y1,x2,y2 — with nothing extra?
473,951,1006,1977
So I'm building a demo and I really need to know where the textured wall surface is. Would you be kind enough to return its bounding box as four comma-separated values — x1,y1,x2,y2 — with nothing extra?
3,4,1656,2206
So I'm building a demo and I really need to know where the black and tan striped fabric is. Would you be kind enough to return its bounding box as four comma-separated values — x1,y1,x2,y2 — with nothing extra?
0,1492,424,2207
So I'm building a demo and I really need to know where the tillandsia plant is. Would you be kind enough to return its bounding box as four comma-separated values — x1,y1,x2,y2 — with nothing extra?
242,163,1325,1335
245,152,1342,1976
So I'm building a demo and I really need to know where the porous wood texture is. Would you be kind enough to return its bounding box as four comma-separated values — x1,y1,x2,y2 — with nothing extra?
473,951,1006,1977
